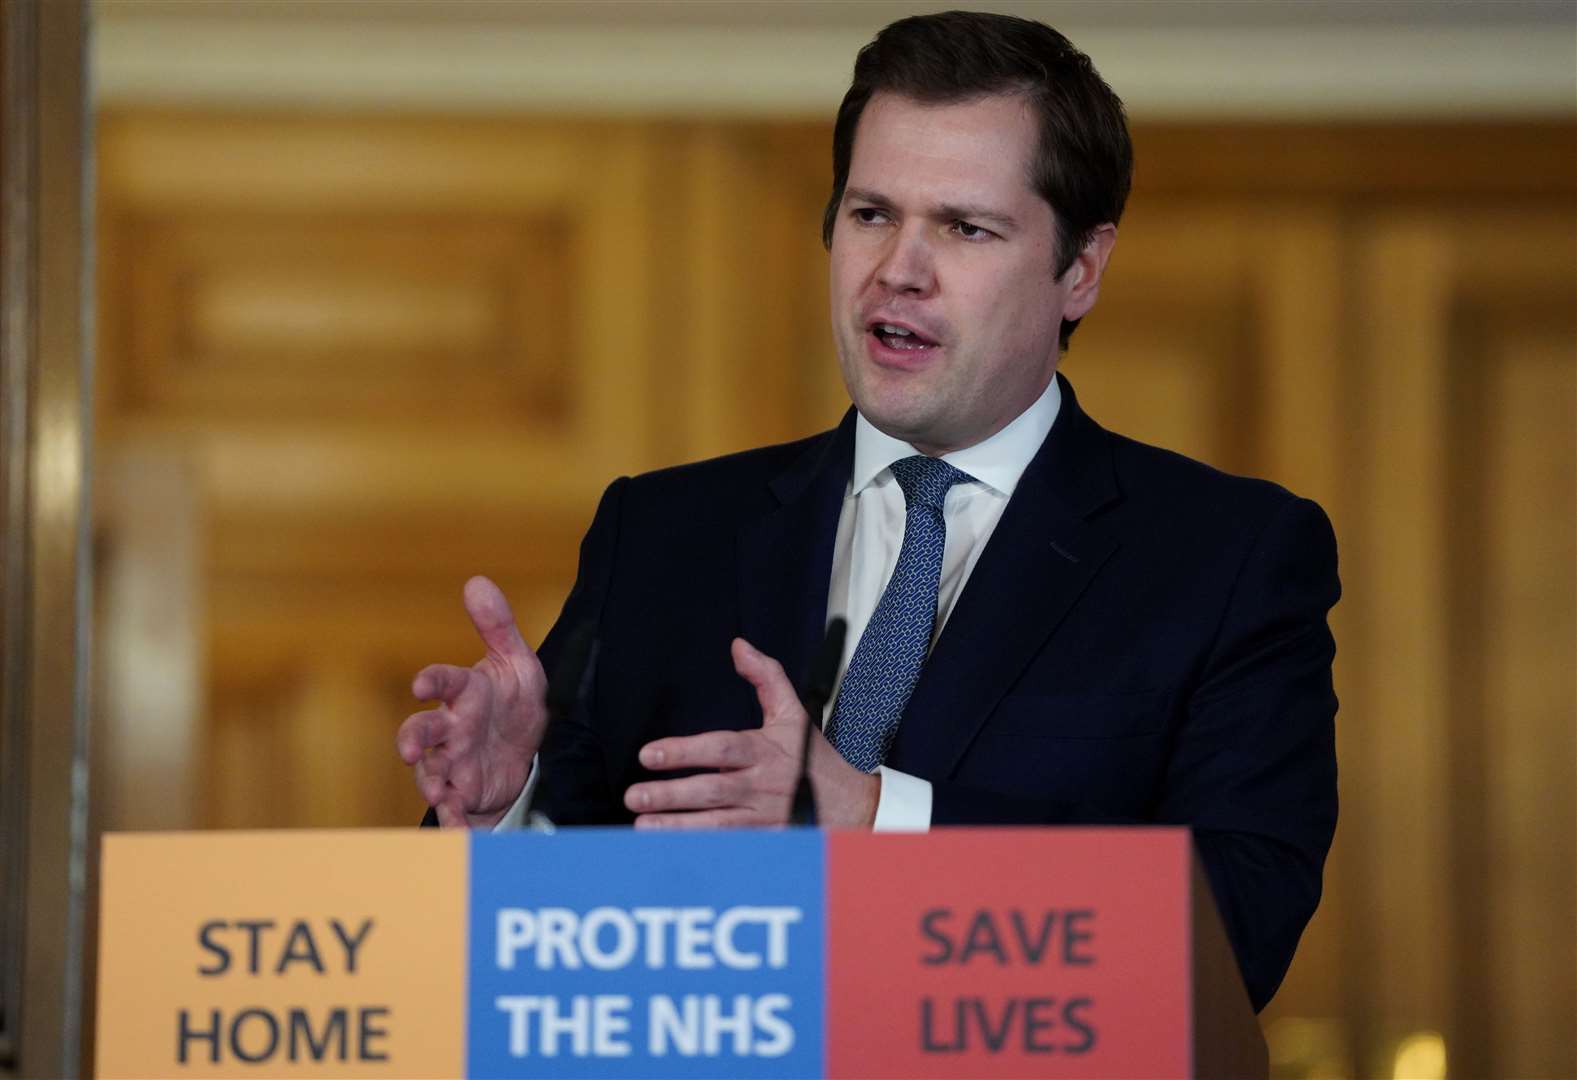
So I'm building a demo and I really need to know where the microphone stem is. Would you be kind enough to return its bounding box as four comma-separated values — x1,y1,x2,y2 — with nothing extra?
791,618,846,827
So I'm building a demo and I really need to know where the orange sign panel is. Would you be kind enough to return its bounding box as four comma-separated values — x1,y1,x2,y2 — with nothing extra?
96,830,467,1079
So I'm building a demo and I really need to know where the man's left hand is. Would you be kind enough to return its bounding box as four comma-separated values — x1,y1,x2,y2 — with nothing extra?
623,638,879,829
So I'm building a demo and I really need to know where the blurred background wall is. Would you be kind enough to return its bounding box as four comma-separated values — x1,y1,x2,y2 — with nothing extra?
86,2,1574,1078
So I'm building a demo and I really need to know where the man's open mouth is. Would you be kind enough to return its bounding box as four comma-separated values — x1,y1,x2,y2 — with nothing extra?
870,321,939,351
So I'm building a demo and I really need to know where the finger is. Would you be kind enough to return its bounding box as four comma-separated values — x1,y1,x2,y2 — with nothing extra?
731,638,808,727
412,663,473,705
397,708,452,763
463,576,533,668
625,773,742,814
639,731,756,771
414,755,451,806
410,670,494,757
434,795,468,829
634,809,759,830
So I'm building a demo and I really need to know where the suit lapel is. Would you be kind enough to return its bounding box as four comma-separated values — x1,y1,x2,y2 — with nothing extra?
736,412,855,691
888,376,1123,779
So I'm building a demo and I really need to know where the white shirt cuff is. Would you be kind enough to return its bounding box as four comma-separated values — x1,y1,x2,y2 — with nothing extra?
871,766,932,832
490,755,540,832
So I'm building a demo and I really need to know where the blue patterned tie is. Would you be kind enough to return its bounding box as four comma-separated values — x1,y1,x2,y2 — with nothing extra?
828,454,972,772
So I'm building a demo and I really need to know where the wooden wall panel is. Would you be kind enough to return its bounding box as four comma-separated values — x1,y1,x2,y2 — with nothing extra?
1481,341,1575,1080
115,212,572,422
1355,218,1459,1051
1348,208,1576,1079
1456,216,1577,1080
95,112,680,833
671,123,845,461
1068,207,1285,472
93,445,202,832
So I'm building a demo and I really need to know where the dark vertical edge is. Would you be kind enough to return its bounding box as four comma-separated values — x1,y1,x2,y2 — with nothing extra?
1442,291,1490,1080
1331,200,1373,1080
10,0,92,1076
1189,848,1268,1080
0,0,39,1070
65,1,97,1074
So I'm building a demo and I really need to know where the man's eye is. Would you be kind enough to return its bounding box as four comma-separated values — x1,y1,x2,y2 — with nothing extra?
952,220,993,240
852,207,888,225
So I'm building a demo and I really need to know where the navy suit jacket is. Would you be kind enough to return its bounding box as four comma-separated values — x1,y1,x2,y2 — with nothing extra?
525,373,1339,1011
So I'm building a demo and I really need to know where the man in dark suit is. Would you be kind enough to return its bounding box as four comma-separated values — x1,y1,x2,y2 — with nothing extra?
396,12,1338,1012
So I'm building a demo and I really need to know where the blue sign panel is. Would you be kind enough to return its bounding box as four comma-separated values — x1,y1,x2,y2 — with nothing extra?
467,830,825,1079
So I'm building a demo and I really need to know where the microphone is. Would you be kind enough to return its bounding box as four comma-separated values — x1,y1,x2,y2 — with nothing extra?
545,621,598,725
525,621,599,832
790,618,847,826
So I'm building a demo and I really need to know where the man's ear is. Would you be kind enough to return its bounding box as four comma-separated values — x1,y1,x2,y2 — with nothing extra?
1059,223,1118,322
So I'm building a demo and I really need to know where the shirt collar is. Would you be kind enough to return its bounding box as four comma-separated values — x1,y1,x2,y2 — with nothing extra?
850,374,1062,498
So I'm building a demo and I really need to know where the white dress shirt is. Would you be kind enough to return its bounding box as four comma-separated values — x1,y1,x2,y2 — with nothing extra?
831,375,1062,831
496,376,1061,833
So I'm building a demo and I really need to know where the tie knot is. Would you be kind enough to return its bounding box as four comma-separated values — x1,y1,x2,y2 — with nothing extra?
889,454,971,511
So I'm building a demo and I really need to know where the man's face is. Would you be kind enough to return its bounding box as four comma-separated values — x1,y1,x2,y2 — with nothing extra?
829,91,1107,455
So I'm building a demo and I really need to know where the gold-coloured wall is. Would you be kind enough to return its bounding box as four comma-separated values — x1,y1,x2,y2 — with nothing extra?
93,110,1575,1079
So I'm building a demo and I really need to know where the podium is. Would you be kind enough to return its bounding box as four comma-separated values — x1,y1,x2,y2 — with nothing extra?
96,827,1266,1079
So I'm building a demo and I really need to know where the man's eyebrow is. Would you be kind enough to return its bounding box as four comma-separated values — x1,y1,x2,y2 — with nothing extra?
843,186,893,208
842,187,1019,231
934,202,1020,231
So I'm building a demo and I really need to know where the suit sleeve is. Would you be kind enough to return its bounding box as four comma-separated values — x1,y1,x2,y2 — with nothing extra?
1158,496,1339,1011
928,495,1340,1012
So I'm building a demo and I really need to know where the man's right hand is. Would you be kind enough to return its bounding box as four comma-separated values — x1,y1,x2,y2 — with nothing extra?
396,576,548,829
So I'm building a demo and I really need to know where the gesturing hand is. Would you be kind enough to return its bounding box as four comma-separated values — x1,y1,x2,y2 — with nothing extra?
623,638,880,829
396,576,548,829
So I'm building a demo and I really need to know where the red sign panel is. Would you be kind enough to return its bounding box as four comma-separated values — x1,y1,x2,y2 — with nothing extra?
825,828,1192,1079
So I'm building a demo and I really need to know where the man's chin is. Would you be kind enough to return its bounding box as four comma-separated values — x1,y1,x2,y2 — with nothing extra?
842,364,954,446
855,405,954,453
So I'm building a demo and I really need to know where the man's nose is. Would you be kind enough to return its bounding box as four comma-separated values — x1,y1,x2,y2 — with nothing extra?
875,226,936,296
